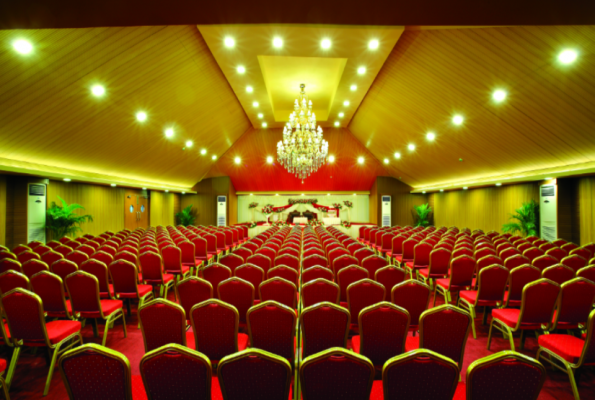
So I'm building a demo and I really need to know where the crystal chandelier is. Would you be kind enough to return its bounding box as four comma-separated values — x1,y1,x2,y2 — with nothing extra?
277,84,329,180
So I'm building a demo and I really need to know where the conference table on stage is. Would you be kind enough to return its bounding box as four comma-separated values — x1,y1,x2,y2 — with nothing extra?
322,217,341,226
293,217,308,224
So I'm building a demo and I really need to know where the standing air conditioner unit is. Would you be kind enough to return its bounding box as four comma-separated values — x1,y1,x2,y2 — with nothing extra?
217,196,227,227
28,184,47,243
540,184,557,242
381,195,391,227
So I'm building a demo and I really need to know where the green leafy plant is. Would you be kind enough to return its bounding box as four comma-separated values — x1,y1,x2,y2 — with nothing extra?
502,199,539,237
45,196,93,241
175,205,196,226
413,203,432,227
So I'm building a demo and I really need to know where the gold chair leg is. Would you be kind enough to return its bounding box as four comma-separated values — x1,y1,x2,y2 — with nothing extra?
6,346,21,389
566,364,580,400
43,345,62,396
433,287,439,307
91,318,99,337
121,312,128,338
487,320,494,350
469,305,477,339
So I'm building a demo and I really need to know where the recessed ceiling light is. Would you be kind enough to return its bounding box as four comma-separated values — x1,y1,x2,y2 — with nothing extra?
492,89,507,102
275,193,279,196
463,187,468,190
266,156,273,164
246,86,253,93
273,37,283,48
165,190,169,193
224,37,235,48
558,49,578,65
369,39,379,50
250,193,253,196
12,39,33,55
383,158,389,164
338,112,344,118
422,191,426,194
350,85,357,91
328,155,335,163
91,85,105,97
262,122,268,128
237,65,246,74
182,192,185,194
301,193,305,196
452,115,464,125
142,187,147,190
257,113,263,119
185,140,193,148
334,121,340,127
394,152,401,159
165,128,174,138
544,177,553,180
353,193,357,196
252,102,259,108
343,100,350,106
496,183,502,186
327,193,330,196
136,111,147,122
234,157,241,164
357,67,366,75
440,189,444,192
408,144,415,151
110,183,117,187
212,155,217,160
426,132,436,141
357,157,364,164
321,39,331,49
200,149,207,155
63,178,71,182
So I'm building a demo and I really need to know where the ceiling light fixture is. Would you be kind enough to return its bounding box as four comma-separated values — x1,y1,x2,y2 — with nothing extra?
277,84,328,180
426,132,436,141
237,65,246,74
13,39,33,54
253,101,259,108
384,158,389,164
544,177,553,180
111,183,117,187
440,189,444,192
262,122,268,128
91,85,105,97
136,111,147,122
257,113,263,119
200,149,207,155
165,190,169,193
368,39,379,50
246,86,253,93
408,144,416,151
328,155,335,163
212,155,217,160
63,178,71,182
422,191,426,194
343,100,350,106
142,187,147,190
357,157,364,164
185,140,193,148
234,157,241,164
350,85,357,91
338,112,344,118
321,39,331,49
463,187,468,190
492,89,507,102
394,152,401,159
496,183,502,186
334,121,340,127
357,67,366,75
558,49,578,65
266,156,273,164
224,37,235,48
182,192,186,194
452,115,464,125
165,128,174,138
273,37,283,48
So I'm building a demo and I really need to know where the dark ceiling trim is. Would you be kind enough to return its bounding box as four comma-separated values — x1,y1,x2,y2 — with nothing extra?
2,0,594,30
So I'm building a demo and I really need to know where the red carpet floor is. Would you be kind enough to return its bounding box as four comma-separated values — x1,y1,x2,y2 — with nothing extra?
5,291,592,399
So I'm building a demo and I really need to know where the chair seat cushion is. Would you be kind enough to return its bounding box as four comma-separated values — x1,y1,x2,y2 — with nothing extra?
405,336,420,352
0,358,6,373
144,273,174,285
436,278,468,292
491,308,542,329
100,284,115,299
196,254,214,262
351,335,361,354
165,265,190,275
538,334,585,364
459,290,501,307
79,300,123,319
118,284,153,299
405,262,429,270
238,333,249,351
45,320,81,345
182,261,196,268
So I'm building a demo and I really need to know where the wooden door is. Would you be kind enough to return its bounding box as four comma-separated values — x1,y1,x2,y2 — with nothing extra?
124,190,138,231
138,194,149,229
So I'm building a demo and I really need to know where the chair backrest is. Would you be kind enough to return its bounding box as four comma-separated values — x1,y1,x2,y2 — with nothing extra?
542,264,575,286
358,302,409,366
81,259,111,297
140,344,211,400
383,349,459,400
139,299,187,353
301,278,339,308
300,302,350,359
268,265,299,287
0,270,30,295
346,278,385,324
247,301,296,361
235,264,265,300
475,265,510,304
353,248,375,265
41,249,64,266
246,254,272,275
22,258,49,278
504,254,530,271
391,280,431,328
218,277,254,325
523,247,545,263
303,254,328,271
302,266,334,285
419,305,472,365
2,288,48,343
65,270,103,316
577,265,595,285
200,263,231,299
332,254,358,276
260,277,297,309
300,348,374,400
476,255,503,277
191,299,240,361
532,255,558,271
337,266,368,302
561,254,588,273
465,351,546,400
517,279,560,326
139,250,165,282
109,259,140,297
550,277,595,331
16,250,40,265
375,266,407,301
233,247,253,262
59,343,133,400
31,271,70,318
360,255,388,278
219,348,292,400
65,250,89,268
273,254,300,272
176,277,213,318
0,258,22,274
162,245,183,273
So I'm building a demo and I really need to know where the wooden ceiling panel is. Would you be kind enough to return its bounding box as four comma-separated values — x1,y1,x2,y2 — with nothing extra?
0,26,251,189
349,26,595,189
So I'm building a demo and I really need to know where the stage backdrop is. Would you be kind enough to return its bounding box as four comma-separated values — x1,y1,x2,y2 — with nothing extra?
238,194,369,223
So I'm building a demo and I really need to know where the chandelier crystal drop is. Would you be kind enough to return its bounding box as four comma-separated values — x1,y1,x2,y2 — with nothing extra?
277,84,329,180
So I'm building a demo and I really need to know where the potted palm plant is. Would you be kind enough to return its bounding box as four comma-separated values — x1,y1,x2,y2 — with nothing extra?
413,203,432,227
45,196,93,241
175,205,196,226
502,199,539,237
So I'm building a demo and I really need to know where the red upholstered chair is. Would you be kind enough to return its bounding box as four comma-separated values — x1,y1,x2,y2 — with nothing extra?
434,255,476,306
246,254,272,276
352,302,409,368
300,348,374,400
139,251,175,299
176,276,213,321
268,265,299,287
328,248,349,271
177,240,198,273
561,254,588,273
552,238,567,247
22,258,49,278
215,232,229,255
235,264,264,300
0,270,30,295
302,254,328,271
256,246,277,264
260,277,297,309
98,245,117,258
90,250,114,269
3,288,82,395
200,263,231,300
570,247,592,262
59,343,145,400
458,351,546,400
452,247,474,259
233,247,253,262
190,299,248,362
383,350,459,399
474,246,496,261
489,278,560,351
578,265,595,284
274,254,300,272
302,266,334,286
391,280,431,334
55,245,74,258
0,258,21,274
348,242,365,256
301,279,339,308
332,254,358,276
218,348,292,400
278,247,300,259
34,244,52,255
542,264,575,286
458,265,509,338
499,247,521,261
504,254,530,271
75,244,95,258
162,245,191,282
502,265,541,308
139,298,192,353
16,250,40,265
140,344,212,400
12,244,31,255
66,270,127,347
517,242,533,253
218,277,254,328
346,278,385,329
532,254,558,271
523,246,545,263
300,302,349,359
396,238,419,267
375,266,407,301
243,241,259,254
545,277,595,333
192,236,215,265
247,301,296,362
474,254,503,286
353,248,375,266
545,247,568,263
337,265,368,304
109,259,154,320
360,255,388,280
31,271,73,319
41,250,64,267
418,248,451,289
65,249,89,268
219,253,244,275
81,259,114,299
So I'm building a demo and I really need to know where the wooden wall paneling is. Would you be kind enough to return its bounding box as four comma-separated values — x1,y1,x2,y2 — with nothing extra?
0,175,6,245
10,176,28,248
149,191,175,227
556,178,580,244
375,176,428,227
228,179,237,226
579,177,595,245
433,183,539,233
369,178,378,224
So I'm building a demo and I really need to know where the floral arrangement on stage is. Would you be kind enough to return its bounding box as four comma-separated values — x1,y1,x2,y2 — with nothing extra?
342,221,352,228
248,202,259,209
343,200,354,208
249,222,257,228
332,203,343,210
288,198,318,205
309,219,324,227
261,205,274,214
272,220,290,227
